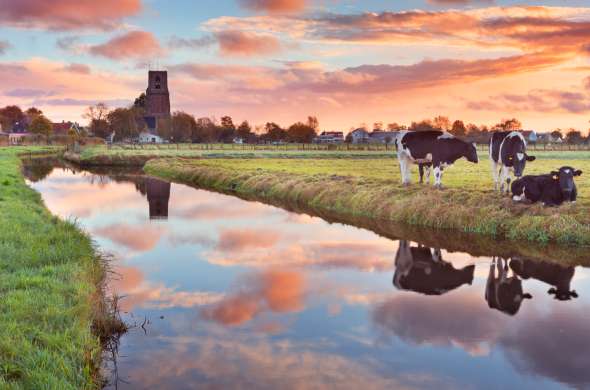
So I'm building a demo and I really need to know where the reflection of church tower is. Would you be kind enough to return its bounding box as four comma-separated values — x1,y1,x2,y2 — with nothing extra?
145,178,170,219
145,70,171,134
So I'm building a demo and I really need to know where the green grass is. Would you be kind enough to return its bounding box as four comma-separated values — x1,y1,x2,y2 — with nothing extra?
144,154,590,246
0,146,105,389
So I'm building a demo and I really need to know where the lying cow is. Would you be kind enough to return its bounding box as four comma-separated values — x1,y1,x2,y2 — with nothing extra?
510,257,578,301
490,131,536,193
396,130,478,187
485,257,531,316
511,166,582,206
393,240,475,296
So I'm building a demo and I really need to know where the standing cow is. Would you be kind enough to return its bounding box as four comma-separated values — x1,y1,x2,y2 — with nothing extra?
485,257,532,316
395,131,478,187
489,131,536,192
393,240,475,296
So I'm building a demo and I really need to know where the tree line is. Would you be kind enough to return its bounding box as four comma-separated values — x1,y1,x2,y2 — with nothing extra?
2,103,590,145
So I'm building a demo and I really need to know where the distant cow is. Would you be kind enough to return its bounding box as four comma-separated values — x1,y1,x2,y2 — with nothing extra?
395,131,478,187
489,131,536,192
485,257,531,316
393,240,475,296
511,166,582,206
510,257,578,301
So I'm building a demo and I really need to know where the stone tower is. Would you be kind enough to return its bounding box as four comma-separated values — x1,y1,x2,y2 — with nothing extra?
145,70,171,133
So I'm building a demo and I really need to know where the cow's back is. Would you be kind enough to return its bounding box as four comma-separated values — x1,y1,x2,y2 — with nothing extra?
400,131,444,159
490,131,510,163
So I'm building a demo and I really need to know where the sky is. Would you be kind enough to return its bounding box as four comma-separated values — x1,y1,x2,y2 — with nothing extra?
2,0,590,132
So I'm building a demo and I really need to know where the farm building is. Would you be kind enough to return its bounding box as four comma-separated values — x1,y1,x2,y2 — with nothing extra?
369,130,398,144
314,131,344,144
350,128,370,144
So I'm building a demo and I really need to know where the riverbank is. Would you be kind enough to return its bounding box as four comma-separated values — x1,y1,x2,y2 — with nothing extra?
0,147,117,389
144,157,590,246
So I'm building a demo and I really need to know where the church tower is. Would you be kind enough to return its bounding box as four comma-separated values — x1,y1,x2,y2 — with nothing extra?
145,70,171,134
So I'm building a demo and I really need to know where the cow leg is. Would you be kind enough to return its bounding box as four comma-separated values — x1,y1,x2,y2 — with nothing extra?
499,166,511,193
425,165,431,185
398,153,409,185
434,165,443,188
491,161,499,191
404,157,412,185
418,164,424,184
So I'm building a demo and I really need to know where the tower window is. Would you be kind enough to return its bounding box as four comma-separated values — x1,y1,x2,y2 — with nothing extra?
155,75,161,89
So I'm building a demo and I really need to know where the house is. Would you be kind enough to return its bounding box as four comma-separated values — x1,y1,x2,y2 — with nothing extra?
8,133,28,145
350,128,369,144
233,137,244,144
52,121,84,136
521,130,538,144
139,131,164,144
314,131,344,144
369,130,398,144
11,121,27,133
537,132,563,144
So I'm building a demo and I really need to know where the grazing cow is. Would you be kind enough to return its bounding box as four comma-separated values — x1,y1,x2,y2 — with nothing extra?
489,131,536,192
395,130,478,187
510,257,578,301
393,240,475,296
511,166,582,206
485,257,531,316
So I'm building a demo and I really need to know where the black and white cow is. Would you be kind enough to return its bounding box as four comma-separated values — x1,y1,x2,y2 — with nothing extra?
485,257,531,316
393,240,475,296
395,130,478,187
489,131,536,192
510,257,578,301
511,166,582,206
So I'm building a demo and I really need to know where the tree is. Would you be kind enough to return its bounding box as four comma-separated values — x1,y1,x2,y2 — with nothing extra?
0,105,24,130
493,118,522,131
387,122,406,131
157,117,172,140
171,111,196,142
236,120,253,141
374,121,383,131
262,122,287,142
219,115,236,143
565,129,583,144
450,120,467,137
29,115,52,137
433,116,451,131
84,103,110,138
287,121,317,143
134,93,146,109
107,108,138,141
307,116,319,131
193,117,217,143
550,129,563,140
410,119,436,132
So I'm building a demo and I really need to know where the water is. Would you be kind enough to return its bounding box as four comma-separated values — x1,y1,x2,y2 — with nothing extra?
25,162,590,390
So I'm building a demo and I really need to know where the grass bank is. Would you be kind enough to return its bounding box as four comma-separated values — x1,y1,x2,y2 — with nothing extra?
0,147,117,389
145,157,590,246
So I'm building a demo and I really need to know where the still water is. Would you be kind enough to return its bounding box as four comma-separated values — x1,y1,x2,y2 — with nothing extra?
25,163,590,390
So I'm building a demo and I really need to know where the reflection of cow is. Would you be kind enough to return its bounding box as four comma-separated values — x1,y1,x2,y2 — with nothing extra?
485,257,532,316
393,240,475,295
510,258,578,301
145,178,171,219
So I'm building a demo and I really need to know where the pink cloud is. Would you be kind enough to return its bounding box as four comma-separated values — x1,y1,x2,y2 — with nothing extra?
94,223,164,252
216,30,281,56
89,31,163,60
61,63,91,74
216,228,281,252
238,0,307,13
0,0,141,30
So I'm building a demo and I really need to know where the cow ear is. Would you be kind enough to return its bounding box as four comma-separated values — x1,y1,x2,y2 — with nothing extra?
525,154,536,161
523,293,532,299
574,170,583,176
548,287,556,295
571,290,579,298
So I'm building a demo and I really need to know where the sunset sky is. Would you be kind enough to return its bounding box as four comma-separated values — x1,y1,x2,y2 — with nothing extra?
2,0,590,132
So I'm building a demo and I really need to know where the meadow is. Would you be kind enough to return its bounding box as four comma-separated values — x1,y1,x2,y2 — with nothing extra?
0,147,119,389
138,150,590,246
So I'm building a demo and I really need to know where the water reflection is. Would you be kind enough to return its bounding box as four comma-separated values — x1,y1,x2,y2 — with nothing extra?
24,162,590,390
393,240,475,296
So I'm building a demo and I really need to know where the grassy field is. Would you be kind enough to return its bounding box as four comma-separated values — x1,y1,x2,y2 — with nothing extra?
144,153,590,246
0,147,112,389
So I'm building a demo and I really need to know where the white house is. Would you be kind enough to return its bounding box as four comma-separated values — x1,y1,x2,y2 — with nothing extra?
139,131,164,144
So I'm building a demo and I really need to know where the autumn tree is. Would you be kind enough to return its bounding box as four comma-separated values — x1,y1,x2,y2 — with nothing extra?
84,103,110,138
0,105,24,130
107,108,138,141
287,121,317,143
373,121,383,131
410,119,436,132
171,111,196,142
193,117,217,143
219,115,236,143
433,115,451,131
307,116,319,131
29,115,53,137
565,129,583,144
387,122,406,130
262,122,287,142
450,120,467,137
550,129,563,140
236,120,253,142
493,118,522,131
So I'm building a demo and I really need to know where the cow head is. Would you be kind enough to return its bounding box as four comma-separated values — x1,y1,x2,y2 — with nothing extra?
464,142,478,163
511,153,536,177
548,287,579,301
550,166,582,199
